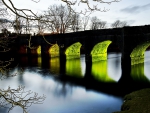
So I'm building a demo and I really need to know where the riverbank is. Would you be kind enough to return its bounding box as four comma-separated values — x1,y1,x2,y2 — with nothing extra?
114,88,150,113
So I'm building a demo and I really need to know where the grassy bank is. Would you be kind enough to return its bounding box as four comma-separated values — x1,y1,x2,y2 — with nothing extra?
114,88,150,113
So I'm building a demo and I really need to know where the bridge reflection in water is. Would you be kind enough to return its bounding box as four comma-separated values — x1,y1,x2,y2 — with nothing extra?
49,57,60,75
20,52,150,83
65,58,85,78
131,63,150,83
15,51,150,113
92,60,116,83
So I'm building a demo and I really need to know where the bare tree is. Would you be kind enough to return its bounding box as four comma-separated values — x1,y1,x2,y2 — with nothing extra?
90,16,107,30
0,0,121,34
0,19,11,33
12,15,23,34
0,0,12,34
0,56,46,113
98,21,107,29
81,16,90,31
0,0,121,24
90,16,99,30
0,86,46,113
35,16,47,35
111,20,127,28
70,13,82,32
61,0,121,15
1,0,41,21
44,4,75,33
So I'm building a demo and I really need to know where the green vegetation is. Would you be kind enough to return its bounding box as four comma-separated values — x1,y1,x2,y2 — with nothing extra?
114,88,150,113
130,42,150,65
65,42,82,59
49,44,59,57
91,40,112,62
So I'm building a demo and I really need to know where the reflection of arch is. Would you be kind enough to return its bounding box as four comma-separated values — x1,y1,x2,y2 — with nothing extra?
65,42,82,59
91,60,116,82
131,63,150,83
66,59,84,78
49,44,59,57
91,40,112,62
130,42,150,65
37,56,42,67
50,57,60,75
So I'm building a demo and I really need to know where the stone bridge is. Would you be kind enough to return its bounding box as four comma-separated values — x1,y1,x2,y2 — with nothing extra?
16,25,150,65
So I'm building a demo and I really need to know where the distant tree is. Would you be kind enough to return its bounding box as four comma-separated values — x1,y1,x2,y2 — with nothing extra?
1,28,11,37
90,16,99,30
44,4,75,33
70,13,82,32
0,19,11,33
98,21,107,29
111,20,127,28
90,16,107,30
81,16,90,31
35,16,47,35
12,16,23,34
0,1,12,33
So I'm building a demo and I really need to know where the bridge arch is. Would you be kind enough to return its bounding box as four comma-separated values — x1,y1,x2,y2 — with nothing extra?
130,42,150,65
49,44,59,57
65,42,82,59
37,45,41,55
91,40,112,62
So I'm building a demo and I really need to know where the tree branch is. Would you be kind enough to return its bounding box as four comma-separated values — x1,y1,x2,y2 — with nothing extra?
0,86,46,113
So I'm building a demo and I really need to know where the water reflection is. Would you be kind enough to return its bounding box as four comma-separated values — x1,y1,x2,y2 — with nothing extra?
38,56,42,67
92,60,116,82
65,58,85,78
0,68,123,113
0,55,45,113
50,57,60,75
129,50,150,83
107,53,122,82
3,49,150,113
131,63,150,83
144,50,150,80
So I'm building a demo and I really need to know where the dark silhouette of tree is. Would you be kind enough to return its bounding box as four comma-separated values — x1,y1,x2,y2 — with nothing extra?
90,16,107,30
111,20,127,28
70,13,82,32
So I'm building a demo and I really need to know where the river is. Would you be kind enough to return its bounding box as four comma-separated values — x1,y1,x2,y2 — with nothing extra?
0,50,150,113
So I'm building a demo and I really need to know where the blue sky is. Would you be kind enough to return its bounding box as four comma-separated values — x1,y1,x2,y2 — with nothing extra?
8,0,150,26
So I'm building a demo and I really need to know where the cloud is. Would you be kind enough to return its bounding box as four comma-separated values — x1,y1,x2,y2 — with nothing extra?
0,18,12,23
120,3,150,14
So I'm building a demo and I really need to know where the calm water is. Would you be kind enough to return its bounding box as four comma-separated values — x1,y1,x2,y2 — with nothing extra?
1,51,150,113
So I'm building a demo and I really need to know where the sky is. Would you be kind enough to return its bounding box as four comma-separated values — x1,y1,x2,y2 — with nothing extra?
4,0,150,27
